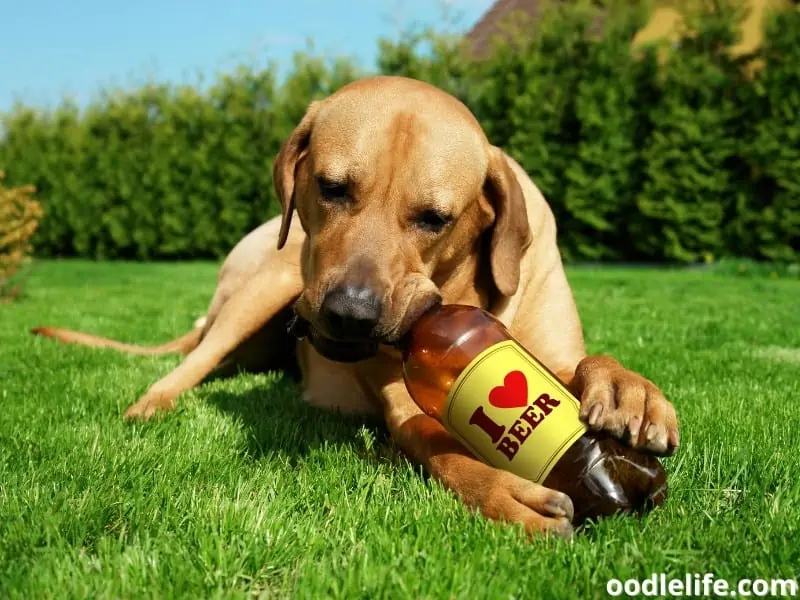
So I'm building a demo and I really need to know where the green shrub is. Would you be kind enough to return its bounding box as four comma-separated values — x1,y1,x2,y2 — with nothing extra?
0,56,360,260
501,1,659,261
734,8,800,261
0,172,43,300
630,2,754,263
0,1,797,263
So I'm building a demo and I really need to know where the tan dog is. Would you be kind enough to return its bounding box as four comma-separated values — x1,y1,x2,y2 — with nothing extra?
33,76,679,538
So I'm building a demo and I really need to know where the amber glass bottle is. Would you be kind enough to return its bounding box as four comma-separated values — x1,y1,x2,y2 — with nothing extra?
400,303,667,524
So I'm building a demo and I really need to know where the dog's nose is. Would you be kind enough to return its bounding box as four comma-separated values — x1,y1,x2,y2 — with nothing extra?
321,286,382,340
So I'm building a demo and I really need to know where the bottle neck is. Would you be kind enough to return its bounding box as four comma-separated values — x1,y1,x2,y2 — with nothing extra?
393,299,445,356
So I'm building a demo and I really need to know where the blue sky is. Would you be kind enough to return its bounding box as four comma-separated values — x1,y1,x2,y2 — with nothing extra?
0,0,494,111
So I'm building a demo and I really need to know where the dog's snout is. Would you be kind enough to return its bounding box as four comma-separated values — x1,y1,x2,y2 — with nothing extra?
321,286,382,340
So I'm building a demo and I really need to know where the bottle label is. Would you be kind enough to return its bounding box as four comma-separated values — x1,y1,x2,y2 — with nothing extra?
442,340,587,484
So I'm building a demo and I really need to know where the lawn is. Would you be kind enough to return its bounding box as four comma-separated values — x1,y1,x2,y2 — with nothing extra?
1,260,799,599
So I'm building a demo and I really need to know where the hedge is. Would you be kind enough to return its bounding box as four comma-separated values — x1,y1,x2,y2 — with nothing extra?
0,1,797,263
0,56,360,260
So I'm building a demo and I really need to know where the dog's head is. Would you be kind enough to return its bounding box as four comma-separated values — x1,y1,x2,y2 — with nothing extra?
274,76,531,362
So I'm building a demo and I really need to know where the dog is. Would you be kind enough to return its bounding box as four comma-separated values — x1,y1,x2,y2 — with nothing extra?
32,76,679,538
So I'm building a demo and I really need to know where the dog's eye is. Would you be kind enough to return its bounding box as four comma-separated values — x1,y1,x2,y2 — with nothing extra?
415,209,453,233
318,179,348,203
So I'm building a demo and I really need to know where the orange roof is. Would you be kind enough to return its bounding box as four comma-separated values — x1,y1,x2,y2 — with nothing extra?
465,0,541,56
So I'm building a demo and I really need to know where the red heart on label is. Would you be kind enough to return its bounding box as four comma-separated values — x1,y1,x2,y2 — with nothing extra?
489,370,528,409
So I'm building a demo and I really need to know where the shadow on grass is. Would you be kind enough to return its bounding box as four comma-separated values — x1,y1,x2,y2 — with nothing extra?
202,371,399,467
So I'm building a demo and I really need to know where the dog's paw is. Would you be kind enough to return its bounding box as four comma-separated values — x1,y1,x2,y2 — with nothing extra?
476,468,575,539
571,355,679,456
123,389,177,421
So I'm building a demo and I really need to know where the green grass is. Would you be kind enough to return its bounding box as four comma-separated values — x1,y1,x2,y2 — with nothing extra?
2,260,799,599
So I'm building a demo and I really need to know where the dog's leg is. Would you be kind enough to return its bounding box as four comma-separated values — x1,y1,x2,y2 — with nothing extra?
557,357,680,456
512,264,680,457
124,264,303,420
380,379,575,538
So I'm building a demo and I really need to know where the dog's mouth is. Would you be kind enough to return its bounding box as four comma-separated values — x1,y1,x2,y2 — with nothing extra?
287,313,379,363
286,286,442,364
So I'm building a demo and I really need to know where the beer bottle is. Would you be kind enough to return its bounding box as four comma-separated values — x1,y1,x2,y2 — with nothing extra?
400,303,668,524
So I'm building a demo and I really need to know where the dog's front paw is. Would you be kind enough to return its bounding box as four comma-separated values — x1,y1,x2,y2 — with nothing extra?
124,388,177,420
438,458,574,539
480,469,575,539
571,355,679,456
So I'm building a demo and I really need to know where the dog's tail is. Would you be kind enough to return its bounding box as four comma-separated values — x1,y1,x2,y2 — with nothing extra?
30,316,206,356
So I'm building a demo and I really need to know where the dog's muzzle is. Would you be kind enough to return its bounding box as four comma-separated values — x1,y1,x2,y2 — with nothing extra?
287,312,379,363
320,285,382,341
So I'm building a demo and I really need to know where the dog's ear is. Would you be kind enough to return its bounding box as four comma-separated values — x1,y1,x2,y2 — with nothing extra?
484,147,532,297
273,101,321,249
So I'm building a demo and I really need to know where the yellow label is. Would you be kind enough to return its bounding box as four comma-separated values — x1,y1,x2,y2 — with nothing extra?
442,340,587,484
